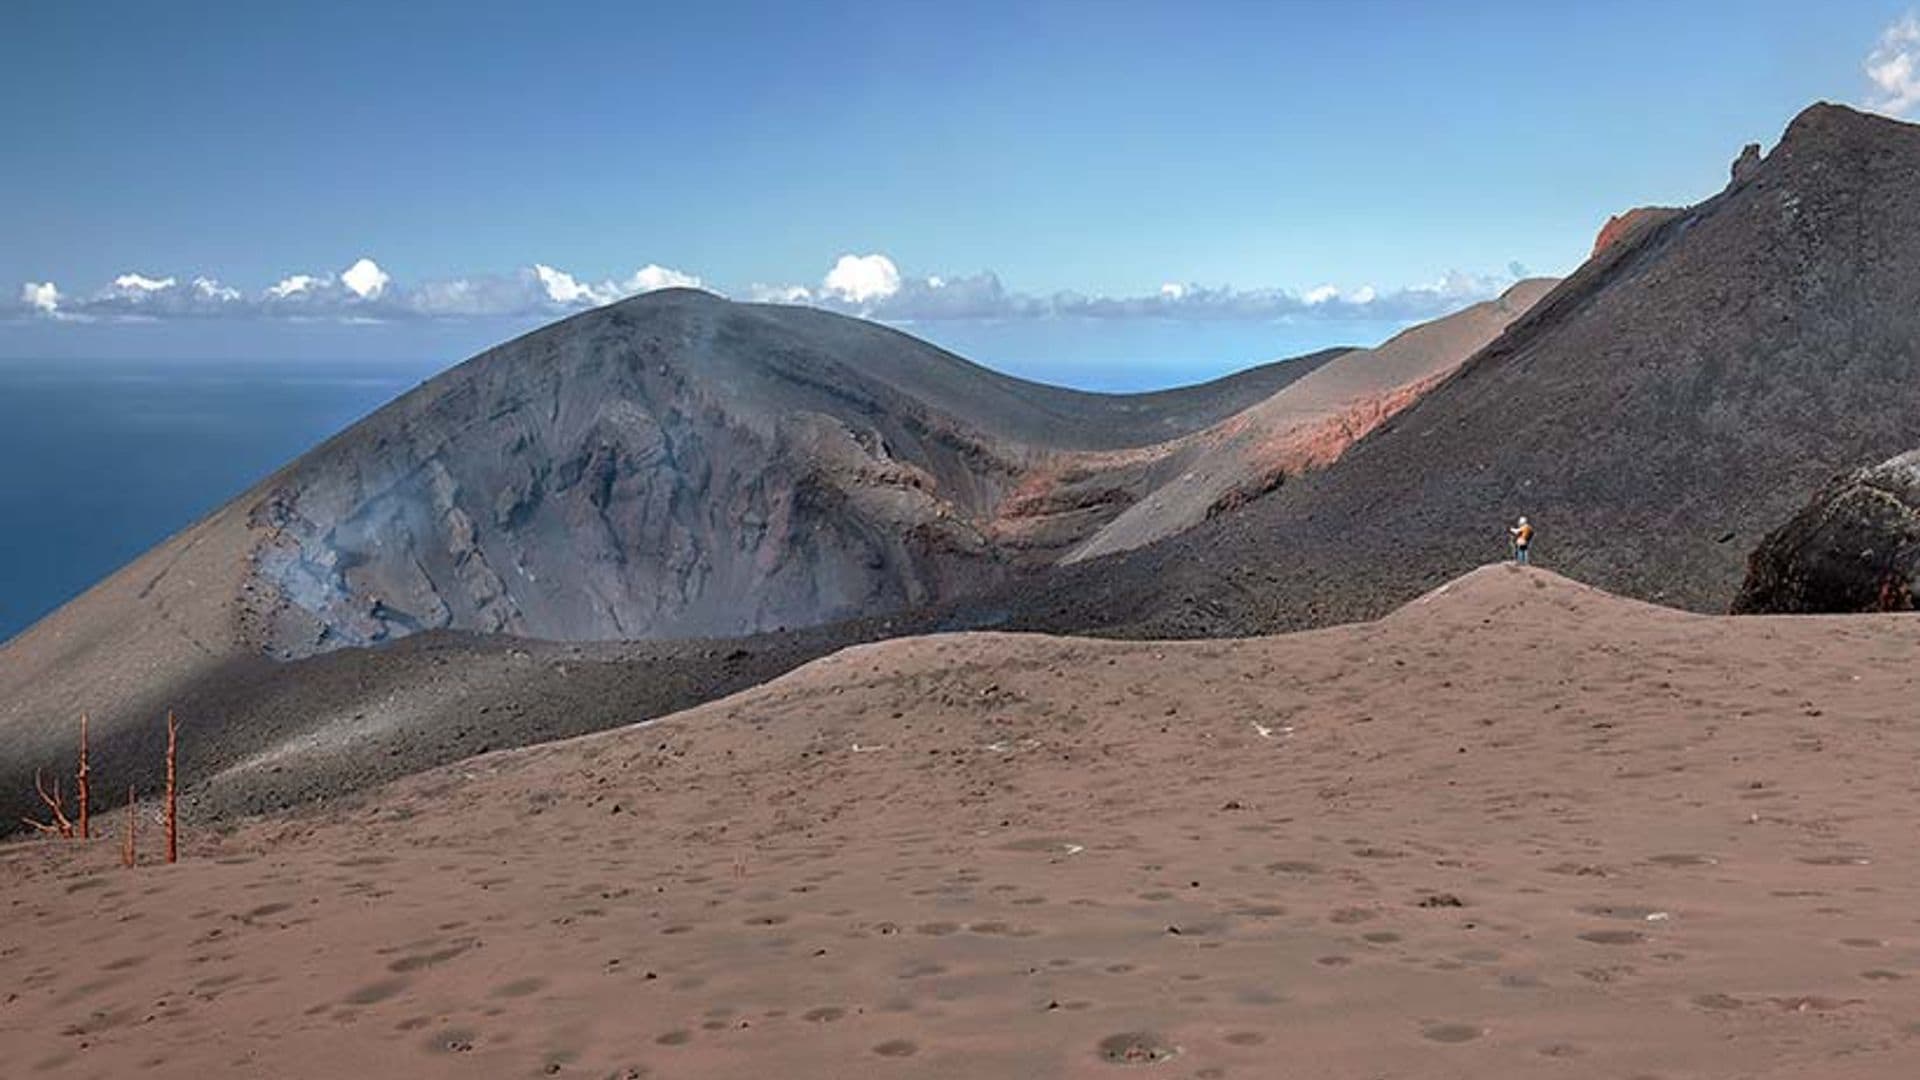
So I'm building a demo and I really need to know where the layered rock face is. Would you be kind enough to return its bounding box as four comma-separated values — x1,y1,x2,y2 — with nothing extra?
236,291,1329,654
241,300,1011,652
1732,450,1920,613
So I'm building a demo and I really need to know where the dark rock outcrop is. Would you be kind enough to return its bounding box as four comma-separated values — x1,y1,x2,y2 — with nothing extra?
1732,451,1920,613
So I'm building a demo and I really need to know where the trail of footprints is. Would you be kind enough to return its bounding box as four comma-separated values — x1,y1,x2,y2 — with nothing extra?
9,824,1917,1079
11,624,1920,1077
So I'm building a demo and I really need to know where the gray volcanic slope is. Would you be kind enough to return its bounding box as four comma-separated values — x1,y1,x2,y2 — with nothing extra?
244,290,1335,654
986,102,1920,639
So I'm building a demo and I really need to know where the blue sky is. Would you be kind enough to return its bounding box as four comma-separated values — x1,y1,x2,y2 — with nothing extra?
4,1,1917,387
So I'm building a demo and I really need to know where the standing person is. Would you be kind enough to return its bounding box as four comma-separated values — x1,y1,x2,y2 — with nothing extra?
1509,516,1533,565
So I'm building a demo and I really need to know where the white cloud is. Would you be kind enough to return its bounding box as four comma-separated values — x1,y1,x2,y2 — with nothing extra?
384,270,547,317
532,262,702,307
1304,283,1380,306
268,273,325,299
10,256,1523,327
822,253,902,304
340,257,391,300
112,273,177,293
10,258,703,322
623,264,702,293
400,276,482,315
1867,12,1920,116
534,264,616,306
1427,269,1489,298
740,258,1516,324
193,276,241,302
21,281,61,315
750,283,813,304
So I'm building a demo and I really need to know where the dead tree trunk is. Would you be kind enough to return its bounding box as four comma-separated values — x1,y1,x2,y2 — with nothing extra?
123,786,136,869
24,769,75,837
165,711,179,865
77,714,91,841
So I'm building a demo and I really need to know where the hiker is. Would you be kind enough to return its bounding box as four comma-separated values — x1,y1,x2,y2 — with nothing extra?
1509,516,1533,565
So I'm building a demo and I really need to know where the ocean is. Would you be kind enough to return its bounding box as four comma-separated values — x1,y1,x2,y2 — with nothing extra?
0,358,444,644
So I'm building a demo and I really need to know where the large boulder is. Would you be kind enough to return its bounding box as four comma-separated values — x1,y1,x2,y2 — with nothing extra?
1732,450,1920,613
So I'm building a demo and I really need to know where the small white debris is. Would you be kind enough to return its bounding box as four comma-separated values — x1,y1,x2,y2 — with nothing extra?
983,738,1040,753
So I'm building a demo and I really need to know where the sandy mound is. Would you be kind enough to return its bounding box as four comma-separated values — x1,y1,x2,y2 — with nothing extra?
6,564,1920,1078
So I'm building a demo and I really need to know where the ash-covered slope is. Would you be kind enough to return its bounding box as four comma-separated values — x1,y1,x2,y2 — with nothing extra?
989,103,1920,637
0,278,1551,832
0,271,1554,835
1063,278,1557,562
0,292,1338,829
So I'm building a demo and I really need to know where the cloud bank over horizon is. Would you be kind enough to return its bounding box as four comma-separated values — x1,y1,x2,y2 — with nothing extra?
9,252,1535,331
